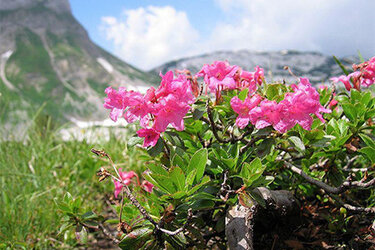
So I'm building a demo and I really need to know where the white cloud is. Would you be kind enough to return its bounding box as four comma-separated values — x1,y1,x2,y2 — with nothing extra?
100,1,375,70
210,0,375,57
100,6,199,70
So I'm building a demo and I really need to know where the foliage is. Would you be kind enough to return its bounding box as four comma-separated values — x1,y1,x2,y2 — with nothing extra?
59,58,375,248
0,115,147,248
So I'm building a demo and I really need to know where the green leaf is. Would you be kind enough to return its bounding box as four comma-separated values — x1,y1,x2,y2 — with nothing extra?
190,192,220,202
119,227,153,250
360,133,375,149
333,56,349,75
240,158,266,187
169,167,185,192
127,136,143,147
187,148,208,183
147,138,164,157
288,136,305,152
193,107,205,120
359,147,375,163
146,173,175,194
249,189,266,208
171,191,187,199
165,132,185,149
54,199,71,213
358,50,365,63
341,103,357,121
187,176,210,195
256,138,275,158
191,199,215,211
58,222,72,235
265,84,281,101
365,108,375,120
172,154,187,172
147,163,168,176
361,91,372,106
81,211,97,220
238,88,249,101
63,192,74,204
185,169,197,188
350,89,361,103
239,192,258,208
76,226,88,244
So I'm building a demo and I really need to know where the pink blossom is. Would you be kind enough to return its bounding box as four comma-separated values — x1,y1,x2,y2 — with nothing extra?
233,78,331,133
353,56,375,87
330,57,375,90
137,128,160,147
196,61,239,93
239,66,264,93
231,94,262,129
113,169,136,198
330,75,353,91
104,70,195,148
103,87,128,121
248,100,287,132
141,180,154,193
329,96,338,108
282,78,331,130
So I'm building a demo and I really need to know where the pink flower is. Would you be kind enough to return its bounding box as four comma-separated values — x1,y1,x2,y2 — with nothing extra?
248,100,287,132
137,128,160,147
156,72,194,103
232,78,331,133
104,70,195,148
103,87,128,121
153,95,190,132
353,56,375,87
330,56,375,90
282,78,331,130
239,66,264,93
330,75,353,91
231,94,262,129
196,61,239,93
113,169,136,198
328,93,338,108
141,180,154,193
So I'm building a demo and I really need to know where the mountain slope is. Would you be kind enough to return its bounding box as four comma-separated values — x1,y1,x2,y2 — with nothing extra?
0,0,156,126
152,50,357,85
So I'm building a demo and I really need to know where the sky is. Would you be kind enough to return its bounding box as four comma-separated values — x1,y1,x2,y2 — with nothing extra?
70,0,375,71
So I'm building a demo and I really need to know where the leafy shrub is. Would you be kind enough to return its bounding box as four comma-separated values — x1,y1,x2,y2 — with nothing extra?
58,57,375,248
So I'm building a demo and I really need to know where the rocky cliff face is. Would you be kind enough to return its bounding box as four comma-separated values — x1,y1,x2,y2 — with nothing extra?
152,50,357,85
0,0,155,127
0,0,71,13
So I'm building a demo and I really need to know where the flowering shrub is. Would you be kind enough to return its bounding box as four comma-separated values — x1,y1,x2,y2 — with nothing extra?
57,57,375,248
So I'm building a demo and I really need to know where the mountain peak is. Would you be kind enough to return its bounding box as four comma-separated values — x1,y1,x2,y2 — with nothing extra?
0,0,71,13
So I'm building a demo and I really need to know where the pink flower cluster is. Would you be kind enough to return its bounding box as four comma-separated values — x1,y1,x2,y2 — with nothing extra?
231,78,331,133
113,169,136,198
113,169,154,198
104,71,195,147
196,61,264,96
330,57,375,91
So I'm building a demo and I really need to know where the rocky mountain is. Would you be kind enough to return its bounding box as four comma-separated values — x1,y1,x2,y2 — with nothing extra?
0,0,156,128
152,50,357,85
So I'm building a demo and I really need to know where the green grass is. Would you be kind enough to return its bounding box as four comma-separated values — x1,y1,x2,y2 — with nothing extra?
0,116,144,248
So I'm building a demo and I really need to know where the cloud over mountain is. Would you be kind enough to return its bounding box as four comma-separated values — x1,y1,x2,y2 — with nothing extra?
100,0,375,70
